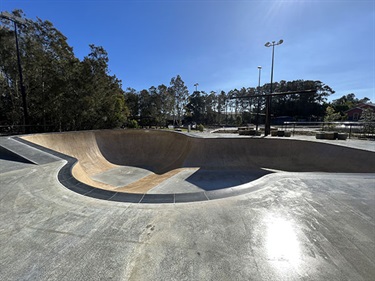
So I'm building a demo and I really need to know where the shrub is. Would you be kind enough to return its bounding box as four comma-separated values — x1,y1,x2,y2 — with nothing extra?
127,119,139,129
197,124,204,132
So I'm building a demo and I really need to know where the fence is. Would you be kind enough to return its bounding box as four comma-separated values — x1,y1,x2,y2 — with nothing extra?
0,125,56,136
283,121,375,139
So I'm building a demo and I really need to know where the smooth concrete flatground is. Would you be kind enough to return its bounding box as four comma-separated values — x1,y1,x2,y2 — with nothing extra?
93,166,273,194
0,158,34,174
0,134,375,281
91,166,153,188
147,168,272,194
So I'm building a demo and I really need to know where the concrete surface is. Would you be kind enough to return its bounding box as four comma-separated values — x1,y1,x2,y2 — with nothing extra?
0,130,374,280
21,130,375,198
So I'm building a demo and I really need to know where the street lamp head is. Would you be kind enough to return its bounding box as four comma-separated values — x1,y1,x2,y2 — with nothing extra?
258,66,262,69
265,39,284,47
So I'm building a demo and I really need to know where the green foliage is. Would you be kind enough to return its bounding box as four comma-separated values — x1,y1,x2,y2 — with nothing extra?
323,106,341,131
324,106,341,122
0,10,128,132
360,108,375,136
127,119,139,129
197,124,204,132
331,93,371,118
169,75,188,127
267,80,334,120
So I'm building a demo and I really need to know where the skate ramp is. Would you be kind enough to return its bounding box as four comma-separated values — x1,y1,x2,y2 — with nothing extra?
22,130,375,195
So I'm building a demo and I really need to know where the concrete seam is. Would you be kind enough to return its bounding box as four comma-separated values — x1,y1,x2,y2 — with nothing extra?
138,193,146,204
108,192,118,201
203,192,210,201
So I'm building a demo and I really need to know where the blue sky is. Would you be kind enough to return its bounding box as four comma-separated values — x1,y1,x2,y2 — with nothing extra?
1,0,374,102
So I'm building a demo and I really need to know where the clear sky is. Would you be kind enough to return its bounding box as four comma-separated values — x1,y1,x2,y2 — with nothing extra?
1,0,374,101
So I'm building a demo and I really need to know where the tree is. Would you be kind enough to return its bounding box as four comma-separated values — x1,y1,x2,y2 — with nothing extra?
268,80,334,121
138,89,153,127
0,11,128,132
169,75,189,126
24,17,78,131
205,91,217,125
324,106,341,122
0,10,29,129
124,87,139,120
359,108,375,136
331,93,371,119
186,90,205,124
216,91,227,125
158,84,174,126
68,44,127,130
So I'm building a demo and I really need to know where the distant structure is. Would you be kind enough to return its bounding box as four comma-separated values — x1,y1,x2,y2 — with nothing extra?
345,103,375,121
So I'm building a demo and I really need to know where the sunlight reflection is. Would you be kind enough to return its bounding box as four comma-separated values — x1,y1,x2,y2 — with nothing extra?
265,214,301,267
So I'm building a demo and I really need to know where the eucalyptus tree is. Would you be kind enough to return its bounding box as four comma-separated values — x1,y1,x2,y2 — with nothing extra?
169,75,189,126
205,91,217,125
149,85,167,127
0,23,21,126
186,90,205,124
264,80,334,120
157,84,174,127
0,10,29,128
69,44,127,130
124,87,139,120
1,10,128,132
216,91,228,125
23,16,78,131
138,89,154,127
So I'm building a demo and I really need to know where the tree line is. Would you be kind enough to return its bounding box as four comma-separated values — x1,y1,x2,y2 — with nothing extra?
1,10,371,133
1,10,127,132
125,79,338,128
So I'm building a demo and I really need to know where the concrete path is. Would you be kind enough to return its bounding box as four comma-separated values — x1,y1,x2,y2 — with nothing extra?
0,131,374,280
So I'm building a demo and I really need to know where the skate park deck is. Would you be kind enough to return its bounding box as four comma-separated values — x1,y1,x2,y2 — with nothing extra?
1,130,374,280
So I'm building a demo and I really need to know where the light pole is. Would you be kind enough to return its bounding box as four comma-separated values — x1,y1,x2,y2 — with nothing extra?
194,83,199,92
0,12,29,133
264,39,283,136
255,66,262,131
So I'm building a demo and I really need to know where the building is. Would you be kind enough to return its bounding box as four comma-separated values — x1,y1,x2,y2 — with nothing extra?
345,103,375,121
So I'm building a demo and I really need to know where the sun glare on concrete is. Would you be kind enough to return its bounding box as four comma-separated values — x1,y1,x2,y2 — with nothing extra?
265,214,302,269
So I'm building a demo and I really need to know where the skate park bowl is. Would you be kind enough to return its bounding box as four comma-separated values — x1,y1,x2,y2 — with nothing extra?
21,129,375,203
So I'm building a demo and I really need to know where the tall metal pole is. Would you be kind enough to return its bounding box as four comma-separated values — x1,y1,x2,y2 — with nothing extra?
256,66,262,131
14,21,29,133
265,45,275,136
264,39,283,136
258,66,262,88
194,83,199,92
1,12,28,133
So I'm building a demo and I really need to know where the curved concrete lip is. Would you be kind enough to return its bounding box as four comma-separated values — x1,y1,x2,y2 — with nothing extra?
18,129,375,204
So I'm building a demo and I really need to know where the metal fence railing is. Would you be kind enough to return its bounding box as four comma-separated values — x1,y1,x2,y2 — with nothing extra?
283,121,375,139
0,125,56,136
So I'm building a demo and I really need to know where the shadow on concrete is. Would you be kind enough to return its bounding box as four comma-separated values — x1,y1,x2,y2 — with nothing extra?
0,146,35,174
0,146,34,164
185,168,273,191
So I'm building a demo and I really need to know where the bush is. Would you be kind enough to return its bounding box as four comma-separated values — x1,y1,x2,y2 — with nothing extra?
127,119,139,129
197,124,204,132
